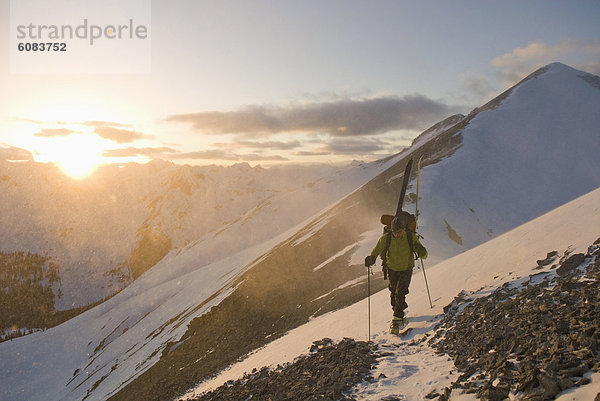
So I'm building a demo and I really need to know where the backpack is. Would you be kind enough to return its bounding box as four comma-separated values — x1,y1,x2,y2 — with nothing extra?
379,211,418,279
380,211,417,232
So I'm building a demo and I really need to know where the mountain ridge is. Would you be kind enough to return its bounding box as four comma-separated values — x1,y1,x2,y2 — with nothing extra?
1,62,600,401
0,158,391,311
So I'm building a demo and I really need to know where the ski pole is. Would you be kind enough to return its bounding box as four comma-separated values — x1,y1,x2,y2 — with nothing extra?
367,267,371,342
419,257,433,308
416,156,422,219
415,155,433,309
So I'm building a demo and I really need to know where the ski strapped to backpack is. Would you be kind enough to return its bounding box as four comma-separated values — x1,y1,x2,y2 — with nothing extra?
378,158,419,278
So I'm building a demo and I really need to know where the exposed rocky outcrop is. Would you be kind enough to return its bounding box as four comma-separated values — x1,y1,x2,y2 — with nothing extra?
428,238,600,400
185,338,377,401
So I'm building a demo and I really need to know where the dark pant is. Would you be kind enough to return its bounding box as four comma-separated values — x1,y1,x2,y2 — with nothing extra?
388,269,413,318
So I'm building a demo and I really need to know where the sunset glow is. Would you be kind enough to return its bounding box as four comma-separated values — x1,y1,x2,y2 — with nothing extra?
40,134,104,179
2,1,599,167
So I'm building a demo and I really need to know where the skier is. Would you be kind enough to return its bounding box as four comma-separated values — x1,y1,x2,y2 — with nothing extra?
365,214,427,334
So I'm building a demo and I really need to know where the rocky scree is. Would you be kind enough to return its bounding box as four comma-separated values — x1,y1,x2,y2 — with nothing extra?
185,338,378,401
427,238,600,400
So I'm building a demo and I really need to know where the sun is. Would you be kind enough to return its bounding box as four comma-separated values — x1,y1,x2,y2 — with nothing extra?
44,134,104,180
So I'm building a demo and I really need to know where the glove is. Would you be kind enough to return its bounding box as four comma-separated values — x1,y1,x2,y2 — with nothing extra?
364,255,376,267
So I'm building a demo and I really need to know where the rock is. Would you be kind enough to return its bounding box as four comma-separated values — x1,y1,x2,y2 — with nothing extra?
536,251,558,267
539,374,561,398
478,384,509,401
556,253,586,277
430,240,600,401
576,377,591,386
192,337,377,400
310,337,333,352
557,376,574,390
521,390,544,401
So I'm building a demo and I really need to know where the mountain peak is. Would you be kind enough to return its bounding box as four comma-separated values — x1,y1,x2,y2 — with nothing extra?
543,61,574,71
524,61,598,84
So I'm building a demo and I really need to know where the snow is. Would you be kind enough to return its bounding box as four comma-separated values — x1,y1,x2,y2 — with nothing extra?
181,186,600,400
414,62,600,264
312,275,367,302
355,340,457,400
313,243,358,272
0,158,397,309
0,248,245,401
0,157,402,401
555,373,600,401
2,63,600,401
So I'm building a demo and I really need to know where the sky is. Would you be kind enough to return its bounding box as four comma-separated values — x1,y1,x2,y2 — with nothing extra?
0,0,599,178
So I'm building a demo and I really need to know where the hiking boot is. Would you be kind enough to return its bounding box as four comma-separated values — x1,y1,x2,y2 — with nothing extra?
389,317,405,334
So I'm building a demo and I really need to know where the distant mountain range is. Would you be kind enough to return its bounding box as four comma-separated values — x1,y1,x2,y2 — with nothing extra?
0,157,394,311
1,62,599,401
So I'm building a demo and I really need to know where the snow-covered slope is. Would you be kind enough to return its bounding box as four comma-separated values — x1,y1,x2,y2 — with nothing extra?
416,62,600,264
182,186,600,401
2,62,600,401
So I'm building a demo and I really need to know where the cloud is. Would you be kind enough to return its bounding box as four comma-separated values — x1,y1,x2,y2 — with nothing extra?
102,146,287,162
293,150,332,157
210,140,303,150
34,128,79,137
460,73,498,103
167,149,234,160
491,38,600,85
82,120,133,128
241,154,288,162
293,138,390,157
170,150,287,162
94,126,154,143
0,146,34,161
103,147,178,158
321,138,390,155
166,95,459,137
31,121,152,143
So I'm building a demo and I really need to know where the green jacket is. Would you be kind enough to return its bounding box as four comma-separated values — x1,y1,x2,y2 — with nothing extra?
370,231,427,271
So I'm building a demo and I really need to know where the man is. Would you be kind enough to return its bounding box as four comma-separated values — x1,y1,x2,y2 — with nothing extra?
365,214,427,334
